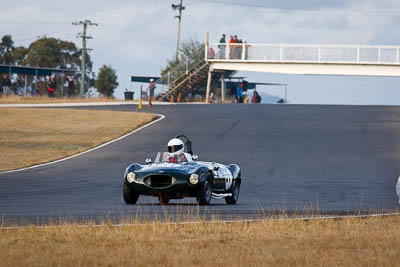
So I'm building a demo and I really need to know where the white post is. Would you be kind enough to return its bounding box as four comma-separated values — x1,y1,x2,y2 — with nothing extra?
357,45,360,62
280,44,283,61
378,47,381,62
241,43,245,60
318,45,321,62
285,84,287,103
221,72,225,102
397,47,399,63
264,46,267,60
205,33,209,61
205,69,212,103
167,71,171,90
24,75,28,96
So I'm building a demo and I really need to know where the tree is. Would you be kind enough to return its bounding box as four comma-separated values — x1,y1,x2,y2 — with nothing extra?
0,35,15,64
95,65,118,97
12,46,28,65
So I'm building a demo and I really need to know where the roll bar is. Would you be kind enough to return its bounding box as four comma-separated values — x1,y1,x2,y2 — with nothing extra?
175,134,193,155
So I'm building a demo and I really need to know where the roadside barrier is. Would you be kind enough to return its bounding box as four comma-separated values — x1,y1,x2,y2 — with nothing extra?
138,98,143,109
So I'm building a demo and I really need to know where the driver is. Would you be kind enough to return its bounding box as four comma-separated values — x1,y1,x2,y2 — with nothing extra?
167,138,188,163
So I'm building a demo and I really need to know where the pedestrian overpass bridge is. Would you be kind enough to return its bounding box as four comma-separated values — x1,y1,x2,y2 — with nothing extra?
204,42,400,102
206,42,400,77
152,40,400,103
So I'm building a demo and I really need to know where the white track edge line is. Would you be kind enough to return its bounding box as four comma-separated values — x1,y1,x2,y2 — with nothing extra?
0,114,165,175
1,212,400,230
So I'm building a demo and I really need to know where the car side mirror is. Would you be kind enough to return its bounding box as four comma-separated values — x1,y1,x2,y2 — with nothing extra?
192,155,199,161
145,158,152,164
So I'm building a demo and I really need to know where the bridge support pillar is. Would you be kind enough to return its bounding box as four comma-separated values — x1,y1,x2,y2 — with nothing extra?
221,72,225,102
205,69,212,103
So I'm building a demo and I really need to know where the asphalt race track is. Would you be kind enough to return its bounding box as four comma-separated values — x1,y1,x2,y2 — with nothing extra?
1,104,399,224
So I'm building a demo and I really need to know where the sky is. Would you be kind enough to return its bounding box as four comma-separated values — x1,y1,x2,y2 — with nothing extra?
1,0,400,105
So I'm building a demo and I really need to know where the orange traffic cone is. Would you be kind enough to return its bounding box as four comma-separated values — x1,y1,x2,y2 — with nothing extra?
177,92,182,103
147,96,152,108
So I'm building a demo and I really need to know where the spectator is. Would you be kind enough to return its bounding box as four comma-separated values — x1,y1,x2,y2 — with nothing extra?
1,74,11,96
148,78,156,100
237,82,243,103
229,35,234,59
232,35,241,59
252,90,262,103
66,76,75,97
218,34,226,59
208,47,215,59
238,39,243,59
229,83,237,103
0,75,3,96
47,77,57,98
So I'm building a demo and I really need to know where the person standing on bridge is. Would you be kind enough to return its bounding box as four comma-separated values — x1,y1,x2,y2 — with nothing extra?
234,35,240,59
218,34,226,59
229,35,234,59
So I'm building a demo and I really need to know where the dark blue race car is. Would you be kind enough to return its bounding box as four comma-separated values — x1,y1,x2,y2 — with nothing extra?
123,135,241,205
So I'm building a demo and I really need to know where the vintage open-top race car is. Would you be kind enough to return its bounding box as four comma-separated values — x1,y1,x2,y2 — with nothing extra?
123,135,241,205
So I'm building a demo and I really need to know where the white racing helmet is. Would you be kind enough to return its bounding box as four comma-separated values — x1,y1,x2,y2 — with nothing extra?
168,138,184,154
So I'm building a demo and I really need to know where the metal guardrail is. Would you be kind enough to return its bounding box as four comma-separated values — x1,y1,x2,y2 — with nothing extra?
207,43,400,65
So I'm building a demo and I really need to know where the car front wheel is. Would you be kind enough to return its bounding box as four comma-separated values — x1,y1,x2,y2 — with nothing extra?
123,183,139,204
197,179,212,205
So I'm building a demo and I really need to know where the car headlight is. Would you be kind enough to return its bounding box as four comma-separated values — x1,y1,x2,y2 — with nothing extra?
189,174,199,185
126,172,136,183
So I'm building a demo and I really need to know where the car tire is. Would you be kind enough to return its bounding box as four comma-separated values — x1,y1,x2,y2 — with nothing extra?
197,178,212,205
123,183,139,204
225,181,240,205
158,194,170,205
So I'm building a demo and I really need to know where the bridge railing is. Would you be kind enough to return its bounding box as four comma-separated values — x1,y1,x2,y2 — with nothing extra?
207,43,400,65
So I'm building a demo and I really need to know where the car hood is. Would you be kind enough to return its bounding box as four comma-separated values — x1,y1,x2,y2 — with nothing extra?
134,163,200,176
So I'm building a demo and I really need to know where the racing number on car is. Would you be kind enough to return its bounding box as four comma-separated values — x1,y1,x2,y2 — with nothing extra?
219,167,232,190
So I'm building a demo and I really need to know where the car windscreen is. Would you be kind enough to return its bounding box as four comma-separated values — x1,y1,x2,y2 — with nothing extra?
155,152,188,163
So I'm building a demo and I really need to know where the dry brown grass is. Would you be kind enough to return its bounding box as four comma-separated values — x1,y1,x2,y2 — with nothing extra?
0,216,399,266
0,108,156,171
0,95,131,104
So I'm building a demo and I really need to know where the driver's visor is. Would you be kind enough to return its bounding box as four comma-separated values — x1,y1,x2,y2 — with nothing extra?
168,144,183,153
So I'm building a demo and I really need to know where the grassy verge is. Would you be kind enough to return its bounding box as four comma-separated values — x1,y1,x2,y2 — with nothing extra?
0,95,134,104
0,108,156,172
1,216,399,266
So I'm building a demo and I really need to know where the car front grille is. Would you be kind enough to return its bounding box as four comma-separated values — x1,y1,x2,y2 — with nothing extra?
144,175,174,188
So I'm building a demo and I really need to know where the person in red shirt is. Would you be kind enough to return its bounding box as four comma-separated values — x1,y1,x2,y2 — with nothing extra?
229,35,234,59
47,77,57,98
